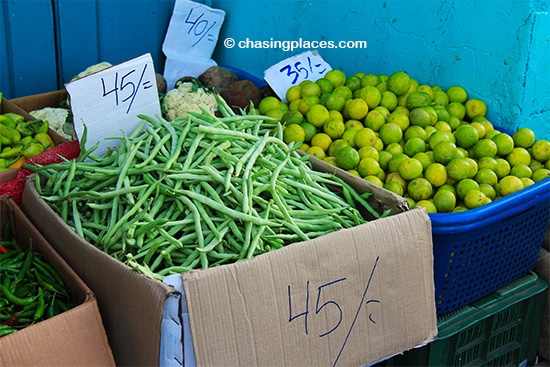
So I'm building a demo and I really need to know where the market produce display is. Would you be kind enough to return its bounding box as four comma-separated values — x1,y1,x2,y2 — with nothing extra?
161,66,266,120
26,95,386,281
258,69,550,213
0,227,76,337
0,110,55,171
28,107,74,141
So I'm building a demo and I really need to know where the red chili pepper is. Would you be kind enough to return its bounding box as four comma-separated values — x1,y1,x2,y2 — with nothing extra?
0,243,8,253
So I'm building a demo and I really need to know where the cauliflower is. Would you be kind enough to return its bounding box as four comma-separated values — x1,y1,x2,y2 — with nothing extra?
72,62,113,80
29,107,74,141
161,81,218,121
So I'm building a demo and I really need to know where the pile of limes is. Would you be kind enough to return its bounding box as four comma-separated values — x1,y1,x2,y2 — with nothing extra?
258,69,550,213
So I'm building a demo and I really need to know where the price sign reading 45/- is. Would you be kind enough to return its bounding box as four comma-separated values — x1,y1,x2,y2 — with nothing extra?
66,53,161,157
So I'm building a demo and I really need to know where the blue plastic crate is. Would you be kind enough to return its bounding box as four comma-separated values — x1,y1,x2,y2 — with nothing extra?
220,65,267,88
429,177,550,315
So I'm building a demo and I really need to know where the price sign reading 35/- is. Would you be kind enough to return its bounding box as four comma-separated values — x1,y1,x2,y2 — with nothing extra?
264,50,332,102
66,53,161,157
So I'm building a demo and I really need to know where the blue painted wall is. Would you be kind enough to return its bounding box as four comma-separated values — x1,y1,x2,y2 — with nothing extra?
1,0,548,139
1,0,174,98
0,0,57,98
211,0,550,140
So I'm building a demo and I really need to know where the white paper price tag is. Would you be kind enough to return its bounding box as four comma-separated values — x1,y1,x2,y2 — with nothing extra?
162,0,225,91
264,50,332,102
66,53,161,157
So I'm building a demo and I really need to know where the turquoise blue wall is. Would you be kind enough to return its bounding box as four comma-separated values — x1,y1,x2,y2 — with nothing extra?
1,0,174,98
211,0,550,140
1,0,548,139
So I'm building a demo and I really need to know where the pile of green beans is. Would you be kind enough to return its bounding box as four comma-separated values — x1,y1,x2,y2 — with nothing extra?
27,96,387,281
0,235,75,337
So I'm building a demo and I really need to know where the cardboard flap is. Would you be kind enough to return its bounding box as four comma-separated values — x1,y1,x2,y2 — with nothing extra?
304,152,409,219
182,208,436,367
22,176,179,366
0,300,115,366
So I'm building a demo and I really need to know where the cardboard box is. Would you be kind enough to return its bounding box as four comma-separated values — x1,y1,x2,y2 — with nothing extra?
0,196,115,366
0,96,67,184
9,89,68,114
21,164,437,366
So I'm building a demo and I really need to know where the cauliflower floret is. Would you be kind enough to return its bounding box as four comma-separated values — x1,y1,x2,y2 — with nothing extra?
73,62,113,80
162,82,218,121
29,107,74,141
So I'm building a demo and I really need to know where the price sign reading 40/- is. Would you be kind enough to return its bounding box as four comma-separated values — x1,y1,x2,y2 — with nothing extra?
66,53,161,157
264,50,332,102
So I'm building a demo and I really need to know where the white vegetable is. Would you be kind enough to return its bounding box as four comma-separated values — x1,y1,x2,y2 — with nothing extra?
73,62,113,80
162,82,218,121
29,107,73,141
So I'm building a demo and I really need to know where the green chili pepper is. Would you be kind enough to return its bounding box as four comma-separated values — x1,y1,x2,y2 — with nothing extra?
0,158,9,170
32,268,65,293
15,120,37,137
0,114,16,128
33,288,46,320
0,324,17,337
21,141,44,158
0,284,36,306
37,120,49,134
0,124,21,145
16,247,33,281
34,133,55,150
3,113,24,125
0,144,23,159
20,136,34,144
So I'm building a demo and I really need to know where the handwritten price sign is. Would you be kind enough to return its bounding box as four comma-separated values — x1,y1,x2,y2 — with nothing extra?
163,0,224,57
162,0,225,92
264,50,332,101
288,257,381,366
66,53,161,157
100,63,155,114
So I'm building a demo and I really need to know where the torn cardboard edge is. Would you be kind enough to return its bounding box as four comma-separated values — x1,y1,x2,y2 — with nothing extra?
180,208,437,367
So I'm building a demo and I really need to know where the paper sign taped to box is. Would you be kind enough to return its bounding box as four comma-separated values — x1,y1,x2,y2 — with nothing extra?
181,209,437,367
66,53,161,157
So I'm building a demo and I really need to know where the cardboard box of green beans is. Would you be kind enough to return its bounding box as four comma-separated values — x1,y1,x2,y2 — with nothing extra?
20,95,437,366
0,196,115,366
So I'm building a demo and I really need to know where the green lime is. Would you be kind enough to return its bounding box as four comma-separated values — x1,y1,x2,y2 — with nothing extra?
407,177,434,201
334,146,360,170
454,124,479,149
358,157,381,177
424,162,448,187
433,189,457,213
406,91,432,109
464,189,491,209
415,200,437,213
456,178,480,200
379,122,403,146
384,181,405,196
512,127,536,149
386,71,411,96
531,139,550,161
398,157,424,181
499,175,524,196
532,168,550,183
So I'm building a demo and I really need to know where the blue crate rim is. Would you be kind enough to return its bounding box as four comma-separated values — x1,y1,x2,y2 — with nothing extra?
429,177,550,227
219,65,267,88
